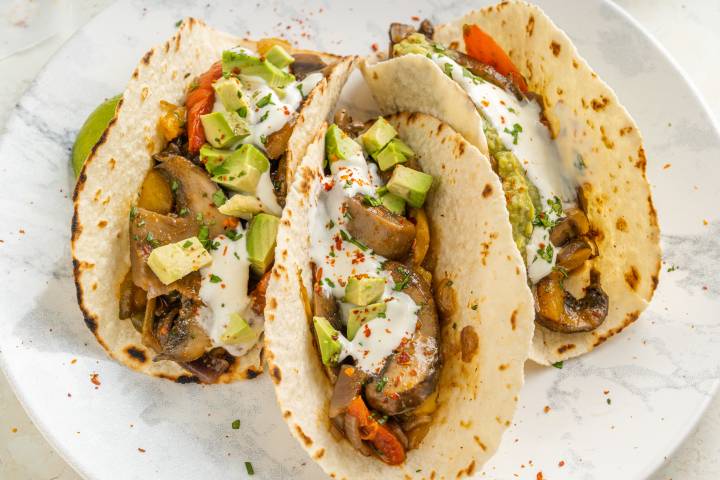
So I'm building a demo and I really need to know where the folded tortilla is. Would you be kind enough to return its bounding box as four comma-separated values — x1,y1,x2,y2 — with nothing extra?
264,113,534,478
361,1,660,364
71,18,354,383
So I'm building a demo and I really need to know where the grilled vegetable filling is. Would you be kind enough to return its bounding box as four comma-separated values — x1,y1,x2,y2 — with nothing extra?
309,113,440,465
120,42,334,382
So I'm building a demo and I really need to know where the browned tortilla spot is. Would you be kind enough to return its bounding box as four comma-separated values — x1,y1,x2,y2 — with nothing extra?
313,448,325,459
473,436,487,451
619,126,633,136
572,59,579,69
460,325,479,362
625,266,640,291
599,126,614,149
557,344,575,354
449,41,459,50
616,217,628,232
550,41,561,56
174,374,200,384
141,49,154,65
295,424,313,446
372,71,378,80
636,146,647,170
125,346,147,363
526,15,535,36
97,220,108,228
270,365,282,384
498,363,508,371
591,96,610,111
482,183,493,198
245,367,261,379
510,309,518,330
283,410,292,418
592,311,640,347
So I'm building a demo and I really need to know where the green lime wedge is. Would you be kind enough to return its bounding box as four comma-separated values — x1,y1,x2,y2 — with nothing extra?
71,94,122,178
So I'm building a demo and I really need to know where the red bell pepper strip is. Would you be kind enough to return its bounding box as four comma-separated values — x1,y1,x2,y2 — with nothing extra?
346,396,406,465
186,61,223,154
462,24,528,94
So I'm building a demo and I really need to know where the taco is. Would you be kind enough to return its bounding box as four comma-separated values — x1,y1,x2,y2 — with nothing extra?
72,18,355,383
361,1,661,364
264,111,534,477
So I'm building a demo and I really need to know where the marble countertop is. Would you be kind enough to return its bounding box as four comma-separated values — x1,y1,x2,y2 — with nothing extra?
0,1,718,478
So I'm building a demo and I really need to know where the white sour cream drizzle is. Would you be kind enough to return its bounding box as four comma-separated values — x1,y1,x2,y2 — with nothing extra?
197,230,262,357
308,144,420,375
425,52,576,283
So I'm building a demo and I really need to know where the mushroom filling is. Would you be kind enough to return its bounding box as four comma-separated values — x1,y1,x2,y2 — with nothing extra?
308,112,441,465
389,21,609,333
120,41,334,382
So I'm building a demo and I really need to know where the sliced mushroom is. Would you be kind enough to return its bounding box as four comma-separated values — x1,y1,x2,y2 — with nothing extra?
153,292,211,362
155,154,230,238
334,109,367,137
388,23,417,55
290,53,327,80
180,348,232,383
329,365,367,418
264,118,295,160
452,51,524,100
272,154,288,207
418,19,434,39
365,262,441,415
345,194,416,260
549,207,590,246
556,239,593,272
534,270,609,333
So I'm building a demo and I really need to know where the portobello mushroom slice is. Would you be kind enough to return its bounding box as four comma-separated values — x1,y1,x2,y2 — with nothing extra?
534,270,609,333
345,194,416,260
365,262,441,415
264,118,295,161
290,53,327,80
549,207,590,246
180,347,232,384
329,365,367,418
556,239,593,272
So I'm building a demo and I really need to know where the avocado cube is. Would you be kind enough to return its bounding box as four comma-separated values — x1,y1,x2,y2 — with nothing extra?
375,138,414,171
212,144,270,194
199,144,232,175
243,60,295,88
246,213,280,274
218,194,265,220
147,236,212,285
313,316,341,366
387,165,433,208
380,191,406,215
213,77,248,113
200,111,249,149
325,124,362,164
222,49,262,76
265,44,294,69
344,276,385,306
347,302,387,340
360,117,397,155
221,313,259,345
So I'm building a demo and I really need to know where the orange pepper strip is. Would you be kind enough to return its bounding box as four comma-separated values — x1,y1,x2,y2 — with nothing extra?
186,62,223,154
462,24,528,94
346,396,406,465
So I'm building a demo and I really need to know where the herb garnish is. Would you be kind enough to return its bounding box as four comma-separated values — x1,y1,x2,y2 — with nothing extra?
667,265,678,272
212,189,227,207
504,123,523,145
324,278,336,289
225,230,242,241
325,219,335,230
231,419,241,429
233,251,241,260
129,206,138,220
532,211,557,229
174,20,182,27
259,110,269,123
443,63,454,78
547,196,563,217
237,106,247,118
170,180,179,193
376,376,388,392
256,93,273,108
340,230,368,251
210,274,222,283
178,207,189,217
182,240,193,249
537,243,554,263
296,83,304,96
196,212,204,223
574,153,586,171
462,67,483,84
363,194,382,207
552,361,563,369
145,232,160,248
245,461,254,475
392,266,411,291
260,134,267,145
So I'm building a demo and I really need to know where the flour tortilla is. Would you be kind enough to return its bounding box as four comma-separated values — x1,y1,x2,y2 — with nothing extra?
264,113,534,478
361,1,661,364
71,18,355,383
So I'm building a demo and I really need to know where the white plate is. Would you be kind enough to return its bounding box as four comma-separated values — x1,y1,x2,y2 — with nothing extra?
1,0,718,478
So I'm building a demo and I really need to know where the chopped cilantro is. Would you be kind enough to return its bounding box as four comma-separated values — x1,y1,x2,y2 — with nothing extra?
503,123,523,145
182,240,193,249
245,461,254,475
260,134,267,145
225,229,242,241
196,211,204,223
375,376,388,392
325,219,335,230
129,206,138,220
392,266,411,291
507,107,517,114
547,196,563,217
667,265,679,272
259,110,269,122
575,153,586,171
170,180,179,193
174,20,182,27
606,398,612,405
136,219,146,228
256,93,273,108
532,211,557,229
145,232,160,248
233,251,241,260
340,230,368,251
210,274,222,283
212,189,227,207
178,207,189,217
296,83,304,96
231,419,241,429
443,63,454,78
324,278,336,288
537,243,554,263
363,194,382,207
198,225,210,248
462,67,483,84
237,106,247,118
552,361,563,369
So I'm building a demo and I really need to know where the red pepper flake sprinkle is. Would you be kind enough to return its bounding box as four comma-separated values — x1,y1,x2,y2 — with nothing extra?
70,358,77,365
363,324,372,338
138,448,146,453
543,405,550,413
411,15,420,21
558,460,565,467
603,390,610,395
536,472,543,480
11,427,17,433
90,373,101,386
481,100,490,107
19,229,25,235
323,180,334,191
334,234,343,251
371,43,379,52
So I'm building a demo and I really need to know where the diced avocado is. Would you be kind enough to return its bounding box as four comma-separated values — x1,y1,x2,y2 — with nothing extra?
265,44,294,69
313,316,341,366
199,144,232,174
344,276,385,306
212,144,270,194
246,213,280,274
243,60,295,88
213,77,248,113
325,124,362,164
347,302,387,340
374,138,414,171
380,191,406,215
222,49,262,76
393,33,433,57
360,117,397,155
218,194,265,220
220,313,259,345
147,237,212,285
200,111,249,149
387,165,433,208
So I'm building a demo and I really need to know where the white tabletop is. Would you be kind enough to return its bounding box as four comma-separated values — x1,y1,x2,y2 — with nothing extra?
1,1,718,478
